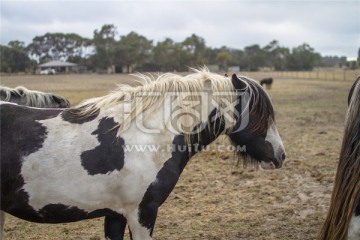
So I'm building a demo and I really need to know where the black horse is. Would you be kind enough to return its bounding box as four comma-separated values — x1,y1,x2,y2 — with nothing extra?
260,78,273,89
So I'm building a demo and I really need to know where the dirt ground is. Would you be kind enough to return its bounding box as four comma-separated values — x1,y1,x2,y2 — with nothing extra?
0,73,355,239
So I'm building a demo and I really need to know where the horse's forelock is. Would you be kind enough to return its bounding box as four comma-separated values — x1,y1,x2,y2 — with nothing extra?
241,77,275,134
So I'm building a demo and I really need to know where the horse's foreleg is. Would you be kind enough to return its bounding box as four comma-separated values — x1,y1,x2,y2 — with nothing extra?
104,215,127,240
127,206,158,240
0,211,5,240
129,227,133,240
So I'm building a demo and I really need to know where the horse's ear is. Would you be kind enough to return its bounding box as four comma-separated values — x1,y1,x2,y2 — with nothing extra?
231,74,246,90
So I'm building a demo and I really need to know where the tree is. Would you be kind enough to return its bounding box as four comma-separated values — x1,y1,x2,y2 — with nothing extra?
216,50,231,71
320,56,347,68
181,34,208,66
27,33,91,63
2,25,349,73
117,31,153,73
242,44,266,71
287,43,321,70
93,24,118,72
152,38,178,71
8,40,27,52
0,45,32,73
263,40,290,70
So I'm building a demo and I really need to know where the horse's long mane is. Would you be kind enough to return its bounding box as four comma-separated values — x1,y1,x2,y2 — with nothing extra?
79,69,233,112
0,85,65,108
77,68,273,137
319,77,360,240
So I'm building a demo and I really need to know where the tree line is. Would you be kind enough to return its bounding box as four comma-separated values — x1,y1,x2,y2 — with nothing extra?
0,24,358,73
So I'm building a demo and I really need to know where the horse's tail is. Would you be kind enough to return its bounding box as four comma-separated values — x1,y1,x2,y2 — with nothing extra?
318,76,360,240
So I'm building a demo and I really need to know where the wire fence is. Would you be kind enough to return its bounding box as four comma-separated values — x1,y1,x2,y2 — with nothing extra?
239,70,360,81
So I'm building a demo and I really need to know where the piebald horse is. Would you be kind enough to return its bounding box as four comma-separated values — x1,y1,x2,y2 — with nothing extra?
318,76,360,240
0,85,70,108
0,70,286,240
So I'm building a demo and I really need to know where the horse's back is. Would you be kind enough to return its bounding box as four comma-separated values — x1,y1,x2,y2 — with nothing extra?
0,103,62,153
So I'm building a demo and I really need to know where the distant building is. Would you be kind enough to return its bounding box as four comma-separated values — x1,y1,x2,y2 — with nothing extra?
37,60,79,74
228,66,240,72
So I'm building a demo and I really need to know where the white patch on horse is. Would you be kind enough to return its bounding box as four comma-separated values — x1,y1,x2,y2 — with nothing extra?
125,209,152,239
21,115,104,211
118,103,175,196
261,122,285,169
348,214,360,240
265,122,284,154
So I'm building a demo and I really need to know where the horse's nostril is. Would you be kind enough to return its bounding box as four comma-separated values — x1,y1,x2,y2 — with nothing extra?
281,152,286,161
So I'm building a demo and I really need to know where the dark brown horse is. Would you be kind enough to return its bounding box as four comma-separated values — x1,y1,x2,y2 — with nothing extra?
318,76,360,240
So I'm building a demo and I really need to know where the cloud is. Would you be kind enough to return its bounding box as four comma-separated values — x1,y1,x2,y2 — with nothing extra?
0,0,359,58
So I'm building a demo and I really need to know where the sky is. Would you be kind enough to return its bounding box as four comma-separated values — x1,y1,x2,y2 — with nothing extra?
1,0,359,59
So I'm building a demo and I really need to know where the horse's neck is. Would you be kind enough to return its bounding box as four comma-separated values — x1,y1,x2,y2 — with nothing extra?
183,109,226,156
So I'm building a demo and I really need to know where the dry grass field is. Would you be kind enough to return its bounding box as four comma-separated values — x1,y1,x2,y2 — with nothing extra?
0,72,357,239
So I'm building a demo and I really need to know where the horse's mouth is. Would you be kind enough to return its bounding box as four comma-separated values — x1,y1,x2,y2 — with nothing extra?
234,151,283,170
260,158,282,170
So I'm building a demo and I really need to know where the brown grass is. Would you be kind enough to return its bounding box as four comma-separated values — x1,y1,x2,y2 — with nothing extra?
0,73,355,239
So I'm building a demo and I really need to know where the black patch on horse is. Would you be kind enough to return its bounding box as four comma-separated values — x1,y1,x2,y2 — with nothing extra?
81,117,125,175
138,109,225,232
6,202,122,223
35,204,121,223
61,106,99,124
0,104,61,219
